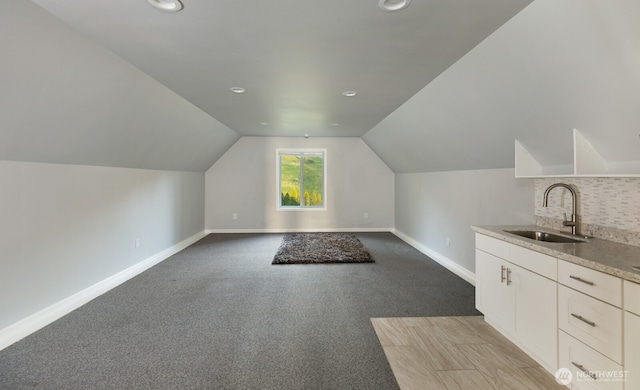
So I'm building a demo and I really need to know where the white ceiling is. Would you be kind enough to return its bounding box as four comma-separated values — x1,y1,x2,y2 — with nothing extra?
364,0,640,173
29,0,532,138
4,0,637,173
1,0,239,172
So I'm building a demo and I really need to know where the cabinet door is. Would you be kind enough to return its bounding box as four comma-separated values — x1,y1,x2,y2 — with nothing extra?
476,249,514,333
513,263,558,372
625,311,640,390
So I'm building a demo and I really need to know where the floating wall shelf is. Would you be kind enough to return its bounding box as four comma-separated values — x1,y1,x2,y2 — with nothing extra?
515,129,640,178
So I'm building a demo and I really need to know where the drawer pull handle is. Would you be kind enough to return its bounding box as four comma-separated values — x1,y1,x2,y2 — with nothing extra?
572,362,597,379
569,275,594,286
506,268,512,286
501,266,506,283
571,313,596,327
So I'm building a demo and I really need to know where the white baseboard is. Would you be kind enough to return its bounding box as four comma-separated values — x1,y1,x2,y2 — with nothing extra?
206,227,394,234
0,230,207,352
392,229,476,286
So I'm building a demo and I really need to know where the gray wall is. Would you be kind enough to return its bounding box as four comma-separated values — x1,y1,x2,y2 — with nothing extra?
0,160,205,330
0,0,239,172
395,168,534,273
205,137,394,231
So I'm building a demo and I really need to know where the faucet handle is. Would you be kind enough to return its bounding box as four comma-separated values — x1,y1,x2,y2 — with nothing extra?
563,212,576,227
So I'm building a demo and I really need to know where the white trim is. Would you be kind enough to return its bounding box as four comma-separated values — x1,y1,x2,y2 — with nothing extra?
392,229,476,286
206,228,393,234
0,230,207,351
276,148,327,210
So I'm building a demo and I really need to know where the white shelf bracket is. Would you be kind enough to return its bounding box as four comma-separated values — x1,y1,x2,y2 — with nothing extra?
573,129,607,175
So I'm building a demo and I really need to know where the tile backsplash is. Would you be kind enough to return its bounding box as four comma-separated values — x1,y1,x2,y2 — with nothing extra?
534,177,640,246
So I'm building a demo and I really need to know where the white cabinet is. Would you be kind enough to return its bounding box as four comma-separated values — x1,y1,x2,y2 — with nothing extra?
559,331,623,390
475,233,557,372
558,285,623,364
476,232,636,389
624,312,640,390
512,261,558,371
476,249,514,332
557,260,626,389
624,281,640,390
558,260,622,307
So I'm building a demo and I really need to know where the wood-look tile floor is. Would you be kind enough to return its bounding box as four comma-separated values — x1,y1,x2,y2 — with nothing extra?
371,316,565,390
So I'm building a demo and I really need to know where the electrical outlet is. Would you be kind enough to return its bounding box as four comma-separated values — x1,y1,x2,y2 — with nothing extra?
364,212,369,219
446,237,451,247
232,213,237,220
135,238,141,248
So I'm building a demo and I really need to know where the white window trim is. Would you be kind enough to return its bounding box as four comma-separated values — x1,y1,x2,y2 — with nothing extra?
276,148,327,211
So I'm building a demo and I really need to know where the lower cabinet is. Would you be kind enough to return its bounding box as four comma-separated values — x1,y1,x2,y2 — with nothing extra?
624,280,640,390
624,312,640,390
512,262,558,371
477,233,636,389
559,331,623,390
476,249,514,332
475,237,557,372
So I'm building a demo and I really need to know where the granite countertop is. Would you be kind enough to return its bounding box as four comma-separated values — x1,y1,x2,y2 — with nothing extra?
472,225,640,284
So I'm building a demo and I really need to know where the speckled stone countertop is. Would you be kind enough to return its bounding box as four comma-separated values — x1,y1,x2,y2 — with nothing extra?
472,225,640,284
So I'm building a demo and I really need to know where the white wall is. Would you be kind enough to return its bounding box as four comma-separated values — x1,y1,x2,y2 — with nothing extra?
205,137,394,231
395,169,534,276
0,160,205,335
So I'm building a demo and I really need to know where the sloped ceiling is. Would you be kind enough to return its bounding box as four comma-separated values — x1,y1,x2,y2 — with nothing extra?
363,0,640,173
3,0,637,174
1,0,534,172
28,0,531,139
1,0,239,172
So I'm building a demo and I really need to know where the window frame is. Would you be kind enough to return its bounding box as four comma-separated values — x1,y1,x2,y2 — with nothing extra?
276,148,327,211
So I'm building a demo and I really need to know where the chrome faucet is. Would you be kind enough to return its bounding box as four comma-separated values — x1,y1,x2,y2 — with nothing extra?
543,183,578,235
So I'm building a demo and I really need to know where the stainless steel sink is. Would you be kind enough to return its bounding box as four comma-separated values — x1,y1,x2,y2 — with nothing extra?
504,230,586,243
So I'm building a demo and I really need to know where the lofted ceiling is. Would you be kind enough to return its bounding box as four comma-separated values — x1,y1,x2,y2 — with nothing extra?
364,0,640,173
4,0,637,174
29,0,532,138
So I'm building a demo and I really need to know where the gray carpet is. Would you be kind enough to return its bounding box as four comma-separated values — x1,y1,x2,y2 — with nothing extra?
272,233,373,264
0,232,480,389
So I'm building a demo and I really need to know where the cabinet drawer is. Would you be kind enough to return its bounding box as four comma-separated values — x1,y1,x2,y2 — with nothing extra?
558,285,622,364
559,260,622,307
624,280,640,316
475,233,557,280
559,331,623,390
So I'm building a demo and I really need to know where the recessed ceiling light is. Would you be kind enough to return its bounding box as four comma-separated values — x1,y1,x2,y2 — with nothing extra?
146,0,183,12
259,122,269,126
329,123,340,127
342,91,357,97
229,87,246,94
378,0,411,12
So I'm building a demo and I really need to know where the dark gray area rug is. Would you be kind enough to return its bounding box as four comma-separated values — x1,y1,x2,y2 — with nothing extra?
0,232,480,390
272,232,374,264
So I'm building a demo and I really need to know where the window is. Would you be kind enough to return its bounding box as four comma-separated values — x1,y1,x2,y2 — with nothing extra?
278,149,326,209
